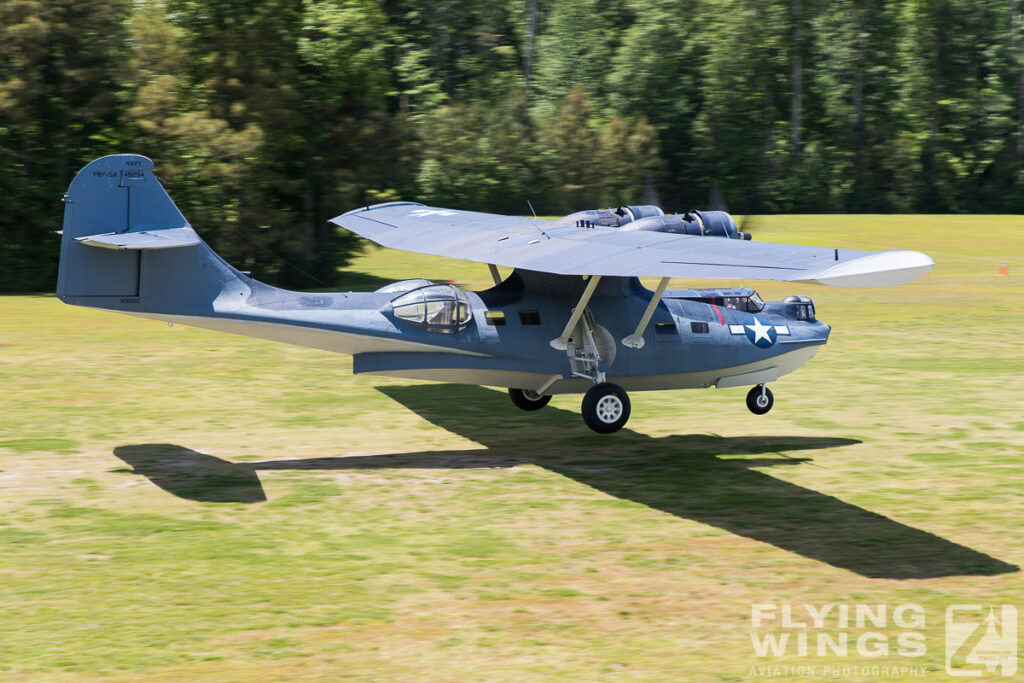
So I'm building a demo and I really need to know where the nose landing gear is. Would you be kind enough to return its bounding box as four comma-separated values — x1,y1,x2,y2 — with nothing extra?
746,384,774,415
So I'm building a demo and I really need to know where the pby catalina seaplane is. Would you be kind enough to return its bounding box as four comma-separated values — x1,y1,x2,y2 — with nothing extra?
58,155,933,433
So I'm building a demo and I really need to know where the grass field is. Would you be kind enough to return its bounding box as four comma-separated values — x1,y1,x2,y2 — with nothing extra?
1,215,1022,681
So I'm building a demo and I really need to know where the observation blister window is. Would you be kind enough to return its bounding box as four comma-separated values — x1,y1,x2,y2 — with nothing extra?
391,284,472,333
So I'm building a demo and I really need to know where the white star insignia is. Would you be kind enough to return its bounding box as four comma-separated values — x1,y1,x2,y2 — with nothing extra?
409,209,457,217
745,317,773,343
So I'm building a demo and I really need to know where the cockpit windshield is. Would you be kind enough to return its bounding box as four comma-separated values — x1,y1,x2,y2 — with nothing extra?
716,292,764,312
670,288,765,312
391,284,472,333
692,292,763,312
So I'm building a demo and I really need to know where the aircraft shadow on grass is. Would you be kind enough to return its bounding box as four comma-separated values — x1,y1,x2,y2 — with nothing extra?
114,384,1018,580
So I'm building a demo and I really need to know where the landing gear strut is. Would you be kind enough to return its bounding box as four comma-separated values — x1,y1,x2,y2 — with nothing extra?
508,388,551,411
582,382,631,433
746,384,774,415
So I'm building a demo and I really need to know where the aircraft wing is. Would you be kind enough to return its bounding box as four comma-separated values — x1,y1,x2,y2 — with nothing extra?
330,202,933,287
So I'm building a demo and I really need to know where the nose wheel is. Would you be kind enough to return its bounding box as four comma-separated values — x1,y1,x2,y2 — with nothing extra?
746,384,774,415
582,382,631,433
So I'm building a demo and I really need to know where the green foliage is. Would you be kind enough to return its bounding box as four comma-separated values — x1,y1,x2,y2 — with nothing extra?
0,0,130,292
531,0,633,112
3,0,1024,292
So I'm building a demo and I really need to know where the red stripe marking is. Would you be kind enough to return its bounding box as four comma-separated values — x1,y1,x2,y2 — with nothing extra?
712,305,724,325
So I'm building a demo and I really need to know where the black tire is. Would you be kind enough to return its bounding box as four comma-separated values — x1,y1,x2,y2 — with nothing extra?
509,388,552,411
581,382,631,434
746,385,774,415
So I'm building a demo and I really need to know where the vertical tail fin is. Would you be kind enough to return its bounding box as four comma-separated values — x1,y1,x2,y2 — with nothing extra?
57,154,240,313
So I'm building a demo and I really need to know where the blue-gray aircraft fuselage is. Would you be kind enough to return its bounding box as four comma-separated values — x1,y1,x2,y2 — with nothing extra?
57,155,929,433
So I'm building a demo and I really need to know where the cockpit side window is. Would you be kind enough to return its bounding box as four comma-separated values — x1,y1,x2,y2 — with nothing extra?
391,284,472,333
675,289,765,313
708,294,763,312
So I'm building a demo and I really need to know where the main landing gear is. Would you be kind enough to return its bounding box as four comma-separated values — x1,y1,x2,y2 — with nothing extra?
746,384,774,415
508,382,633,434
508,388,552,411
581,382,631,434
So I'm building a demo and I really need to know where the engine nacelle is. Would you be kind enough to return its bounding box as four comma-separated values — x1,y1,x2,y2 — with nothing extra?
554,205,665,228
622,210,750,240
555,206,750,239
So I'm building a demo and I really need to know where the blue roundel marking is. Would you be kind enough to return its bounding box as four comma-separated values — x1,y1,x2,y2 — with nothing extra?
743,315,777,348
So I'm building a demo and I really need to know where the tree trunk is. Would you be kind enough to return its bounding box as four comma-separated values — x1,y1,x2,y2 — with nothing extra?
790,0,802,154
524,0,538,94
58,51,71,189
851,1,866,204
304,133,317,267
1013,1,1024,154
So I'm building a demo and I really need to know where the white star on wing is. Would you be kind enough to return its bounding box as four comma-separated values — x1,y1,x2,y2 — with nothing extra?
409,209,457,217
745,317,773,343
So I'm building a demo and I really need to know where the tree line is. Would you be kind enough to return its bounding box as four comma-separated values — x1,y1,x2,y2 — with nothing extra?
2,0,1022,292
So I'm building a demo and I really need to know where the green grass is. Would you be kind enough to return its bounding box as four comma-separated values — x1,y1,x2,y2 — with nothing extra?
0,214,1022,681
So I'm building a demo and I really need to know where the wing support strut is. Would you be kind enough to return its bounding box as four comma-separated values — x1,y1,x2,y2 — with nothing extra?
487,263,502,286
621,276,670,349
550,275,602,350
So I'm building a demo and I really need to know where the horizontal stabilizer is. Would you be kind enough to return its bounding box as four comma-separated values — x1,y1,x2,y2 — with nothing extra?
76,226,200,250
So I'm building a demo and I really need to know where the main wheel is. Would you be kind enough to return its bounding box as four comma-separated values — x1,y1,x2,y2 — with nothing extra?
746,385,774,415
581,382,631,434
509,388,551,411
